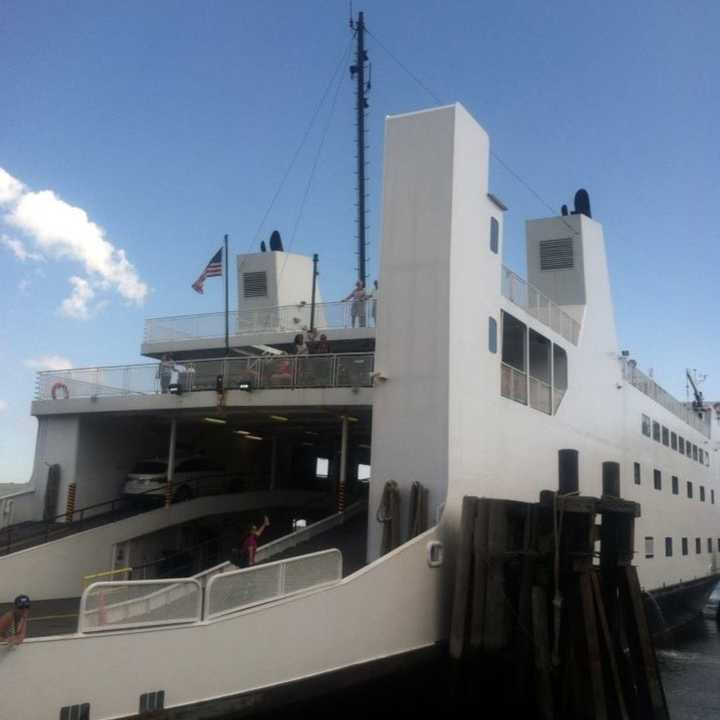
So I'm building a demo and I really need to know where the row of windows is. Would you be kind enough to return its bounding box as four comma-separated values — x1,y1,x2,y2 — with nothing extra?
645,536,720,558
497,311,568,415
641,414,709,468
633,462,715,503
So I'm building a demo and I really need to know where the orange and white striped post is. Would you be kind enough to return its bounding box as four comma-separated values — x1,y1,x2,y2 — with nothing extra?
65,483,77,523
337,416,348,513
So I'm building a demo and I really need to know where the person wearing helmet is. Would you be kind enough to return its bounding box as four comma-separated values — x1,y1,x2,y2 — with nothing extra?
0,595,30,647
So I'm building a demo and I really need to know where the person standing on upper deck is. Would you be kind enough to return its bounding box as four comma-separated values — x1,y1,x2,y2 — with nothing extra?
157,353,175,394
0,595,30,648
343,281,367,328
369,280,379,327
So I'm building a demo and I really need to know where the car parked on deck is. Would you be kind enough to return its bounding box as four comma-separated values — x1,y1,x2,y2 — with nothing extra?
123,456,230,503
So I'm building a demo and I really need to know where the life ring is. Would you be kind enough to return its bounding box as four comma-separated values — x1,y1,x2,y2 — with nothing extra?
51,382,69,400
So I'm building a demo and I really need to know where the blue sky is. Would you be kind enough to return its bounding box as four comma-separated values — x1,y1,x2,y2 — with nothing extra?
1,0,719,483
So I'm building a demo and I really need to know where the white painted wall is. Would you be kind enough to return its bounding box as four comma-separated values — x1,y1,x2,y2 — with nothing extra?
0,527,445,720
0,490,323,602
369,106,456,559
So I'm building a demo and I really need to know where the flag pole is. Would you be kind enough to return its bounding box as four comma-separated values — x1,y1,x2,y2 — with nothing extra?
224,234,229,356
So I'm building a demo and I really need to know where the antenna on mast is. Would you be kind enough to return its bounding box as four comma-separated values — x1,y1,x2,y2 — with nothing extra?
349,10,370,287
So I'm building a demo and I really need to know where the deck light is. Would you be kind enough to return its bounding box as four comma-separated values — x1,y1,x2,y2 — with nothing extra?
270,415,289,422
234,430,250,435
245,435,263,441
304,431,319,436
203,418,227,425
358,443,371,449
344,416,359,423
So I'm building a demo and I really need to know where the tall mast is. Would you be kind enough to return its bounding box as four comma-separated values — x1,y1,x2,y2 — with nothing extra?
350,11,370,287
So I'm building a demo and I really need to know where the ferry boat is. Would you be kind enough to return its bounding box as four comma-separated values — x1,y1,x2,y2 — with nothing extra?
1,42,719,720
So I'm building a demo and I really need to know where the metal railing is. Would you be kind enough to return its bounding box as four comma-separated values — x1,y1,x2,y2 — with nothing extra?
34,353,375,401
501,363,528,405
205,549,342,620
529,376,552,415
0,474,245,557
621,359,710,438
144,300,378,344
501,266,580,345
78,579,203,633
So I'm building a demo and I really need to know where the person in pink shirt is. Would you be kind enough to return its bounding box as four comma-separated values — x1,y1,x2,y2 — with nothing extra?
237,515,270,567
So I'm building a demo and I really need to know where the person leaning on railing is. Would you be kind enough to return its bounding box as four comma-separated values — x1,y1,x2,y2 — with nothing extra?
233,516,270,568
0,595,30,648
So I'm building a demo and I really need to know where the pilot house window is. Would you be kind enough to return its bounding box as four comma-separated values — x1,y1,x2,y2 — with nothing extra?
490,217,499,254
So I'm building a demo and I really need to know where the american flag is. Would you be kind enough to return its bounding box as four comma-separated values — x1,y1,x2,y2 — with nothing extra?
192,248,223,294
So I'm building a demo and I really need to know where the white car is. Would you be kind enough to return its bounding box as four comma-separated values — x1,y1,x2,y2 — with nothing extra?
123,457,229,503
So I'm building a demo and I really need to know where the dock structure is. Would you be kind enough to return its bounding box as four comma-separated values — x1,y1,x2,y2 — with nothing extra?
450,451,670,720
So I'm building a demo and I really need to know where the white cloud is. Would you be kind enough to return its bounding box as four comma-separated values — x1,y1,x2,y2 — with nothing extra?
0,400,7,412
1,234,44,262
24,355,73,371
0,169,24,204
18,278,30,294
0,167,148,310
58,276,97,319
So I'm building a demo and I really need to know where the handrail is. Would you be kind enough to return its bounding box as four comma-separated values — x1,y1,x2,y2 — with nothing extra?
0,473,245,557
501,266,580,345
34,352,375,400
143,300,378,344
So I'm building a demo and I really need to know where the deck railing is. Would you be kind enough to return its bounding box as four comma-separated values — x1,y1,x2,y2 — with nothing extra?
501,266,580,345
621,360,710,437
34,353,375,401
144,300,378,344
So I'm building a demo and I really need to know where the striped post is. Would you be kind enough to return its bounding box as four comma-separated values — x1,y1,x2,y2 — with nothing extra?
65,483,77,523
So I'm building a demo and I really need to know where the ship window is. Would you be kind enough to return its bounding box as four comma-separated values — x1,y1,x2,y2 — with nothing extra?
662,426,669,446
653,469,661,490
686,442,692,458
706,452,710,467
687,481,693,499
679,436,685,454
652,422,660,442
712,490,715,505
644,537,654,559
700,486,705,502
718,539,720,553
696,538,701,554
641,415,651,437
490,217,499,254
709,538,713,554
665,537,673,557
243,271,268,298
501,312,526,371
488,316,497,353
681,537,688,556
671,476,679,495
671,432,677,450
529,330,552,415
693,444,698,461
315,457,329,478
552,345,568,413
634,462,641,485
540,238,573,270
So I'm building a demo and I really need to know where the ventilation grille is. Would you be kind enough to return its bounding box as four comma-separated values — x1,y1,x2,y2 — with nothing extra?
243,272,268,298
59,704,90,720
139,691,165,714
540,239,573,270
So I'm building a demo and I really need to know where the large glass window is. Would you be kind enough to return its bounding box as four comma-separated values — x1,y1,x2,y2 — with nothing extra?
501,312,527,405
679,436,685,454
553,345,568,413
529,329,552,414
671,432,677,450
662,426,669,446
672,476,679,495
634,462,641,485
665,537,673,557
490,217,499,254
501,312,526,371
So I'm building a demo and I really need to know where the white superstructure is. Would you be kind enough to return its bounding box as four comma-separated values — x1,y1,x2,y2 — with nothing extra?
1,103,717,719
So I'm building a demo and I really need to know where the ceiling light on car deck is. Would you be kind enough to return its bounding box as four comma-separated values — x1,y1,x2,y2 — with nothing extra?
270,415,289,422
245,435,263,441
203,417,226,425
234,430,250,435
